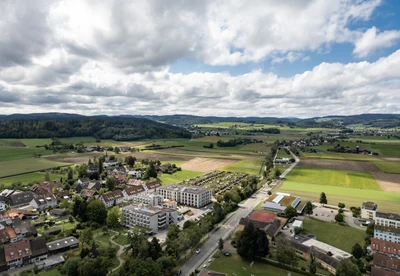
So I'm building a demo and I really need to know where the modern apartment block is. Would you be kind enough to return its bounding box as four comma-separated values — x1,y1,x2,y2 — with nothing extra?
361,201,378,220
121,204,178,232
374,212,400,243
158,185,212,208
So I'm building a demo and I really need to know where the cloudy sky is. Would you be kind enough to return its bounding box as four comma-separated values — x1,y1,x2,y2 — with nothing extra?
1,0,400,118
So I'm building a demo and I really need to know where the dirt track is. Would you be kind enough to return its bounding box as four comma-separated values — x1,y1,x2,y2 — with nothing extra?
298,158,379,172
181,157,236,172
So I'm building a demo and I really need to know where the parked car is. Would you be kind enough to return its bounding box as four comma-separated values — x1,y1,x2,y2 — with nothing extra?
196,249,201,254
176,270,182,275
224,252,231,256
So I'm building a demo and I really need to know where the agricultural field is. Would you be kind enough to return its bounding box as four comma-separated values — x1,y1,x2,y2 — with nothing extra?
369,160,400,174
0,145,52,161
0,172,66,187
372,172,400,193
0,158,70,178
207,252,303,276
279,182,400,212
276,148,292,159
285,167,381,190
303,218,365,253
297,159,378,172
159,170,204,185
181,157,236,173
221,159,264,175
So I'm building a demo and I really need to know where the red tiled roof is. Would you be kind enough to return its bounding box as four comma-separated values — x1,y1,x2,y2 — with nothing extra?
371,266,399,276
249,211,277,223
146,180,161,189
4,239,32,262
124,186,145,196
101,190,124,202
373,252,400,271
371,238,400,256
127,179,144,186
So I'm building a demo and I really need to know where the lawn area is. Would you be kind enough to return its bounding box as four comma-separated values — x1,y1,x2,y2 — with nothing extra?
114,233,129,246
158,170,204,185
285,167,381,190
207,252,303,276
0,158,70,178
221,159,263,175
0,172,65,186
303,217,365,253
96,232,117,245
276,148,292,159
23,269,62,276
280,181,400,212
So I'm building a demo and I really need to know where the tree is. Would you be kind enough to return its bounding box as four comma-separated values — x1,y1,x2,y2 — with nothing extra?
60,256,80,276
143,162,157,180
267,191,272,196
209,143,214,149
156,255,176,275
218,238,224,252
125,156,136,167
78,164,88,178
52,186,58,194
105,176,116,191
44,172,50,181
63,182,71,191
79,228,93,246
309,253,317,274
319,192,327,205
237,223,269,260
276,236,298,267
336,259,362,276
114,147,120,154
338,202,345,208
107,206,121,228
284,206,297,219
78,256,109,276
351,243,364,259
98,158,104,175
87,199,107,225
67,168,74,180
274,168,281,178
335,213,344,223
305,201,313,216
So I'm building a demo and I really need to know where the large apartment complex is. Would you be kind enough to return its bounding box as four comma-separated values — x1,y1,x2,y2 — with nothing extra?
374,212,400,244
158,184,212,208
121,204,178,232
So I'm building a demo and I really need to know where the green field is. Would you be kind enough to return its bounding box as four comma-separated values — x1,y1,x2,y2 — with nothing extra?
0,158,70,178
0,172,66,186
207,252,303,276
303,218,365,253
285,167,381,190
301,151,377,161
158,170,204,185
276,148,292,159
280,182,400,212
370,160,400,174
0,145,52,161
221,159,263,175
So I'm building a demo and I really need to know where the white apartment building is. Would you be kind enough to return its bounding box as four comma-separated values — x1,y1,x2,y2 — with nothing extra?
374,212,400,243
121,204,178,232
158,185,212,208
361,201,378,220
132,193,163,206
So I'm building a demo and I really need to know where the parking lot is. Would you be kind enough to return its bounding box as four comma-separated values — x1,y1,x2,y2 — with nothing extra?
311,206,337,222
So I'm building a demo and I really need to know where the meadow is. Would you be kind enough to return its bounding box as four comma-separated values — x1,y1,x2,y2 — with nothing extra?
285,167,381,190
280,181,400,212
0,158,69,178
303,218,365,253
0,172,66,186
221,159,264,175
158,170,204,185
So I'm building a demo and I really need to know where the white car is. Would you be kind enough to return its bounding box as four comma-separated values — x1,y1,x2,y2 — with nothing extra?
196,249,201,254
203,264,207,268
208,259,212,263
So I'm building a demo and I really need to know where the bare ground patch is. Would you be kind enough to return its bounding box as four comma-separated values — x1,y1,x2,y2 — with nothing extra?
373,172,400,193
181,157,236,173
298,159,379,172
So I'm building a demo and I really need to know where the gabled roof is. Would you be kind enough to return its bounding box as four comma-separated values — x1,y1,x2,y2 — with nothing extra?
30,238,48,257
371,267,399,276
127,179,144,186
146,180,161,190
101,190,124,203
371,238,400,256
4,239,32,262
124,185,145,196
9,192,34,206
373,252,400,271
0,227,17,244
81,189,97,198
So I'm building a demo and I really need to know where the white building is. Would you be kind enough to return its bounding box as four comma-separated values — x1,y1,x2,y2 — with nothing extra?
99,191,124,208
122,204,178,232
104,160,119,168
374,212,400,243
158,184,212,208
132,193,163,206
361,201,378,220
122,185,146,201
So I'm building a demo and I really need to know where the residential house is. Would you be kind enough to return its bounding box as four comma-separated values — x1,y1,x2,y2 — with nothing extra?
87,164,99,173
77,178,90,187
49,209,69,217
127,170,143,179
4,239,32,268
145,180,162,192
46,237,79,255
158,163,172,173
0,209,37,223
29,239,48,264
88,181,102,191
11,218,37,240
127,179,145,187
7,192,34,208
0,227,18,244
373,252,400,275
80,189,98,199
30,182,63,197
119,146,130,152
99,191,124,208
29,195,57,211
123,185,145,201
104,160,119,168
71,183,84,193
114,174,127,185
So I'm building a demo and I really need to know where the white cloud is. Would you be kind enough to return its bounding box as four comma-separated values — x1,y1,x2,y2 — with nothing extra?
353,27,400,58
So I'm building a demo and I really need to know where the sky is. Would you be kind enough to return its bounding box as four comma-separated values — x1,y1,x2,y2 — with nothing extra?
0,0,400,118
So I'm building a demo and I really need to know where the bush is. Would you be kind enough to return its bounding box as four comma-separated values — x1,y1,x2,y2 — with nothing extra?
338,203,345,208
335,213,344,223
338,208,344,214
90,222,100,229
294,227,303,235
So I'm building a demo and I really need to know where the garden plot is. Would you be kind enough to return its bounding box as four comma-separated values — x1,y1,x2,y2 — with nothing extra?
178,170,251,195
181,157,236,172
298,159,379,172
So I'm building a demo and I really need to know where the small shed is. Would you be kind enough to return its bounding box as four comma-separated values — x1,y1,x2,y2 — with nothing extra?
292,220,303,230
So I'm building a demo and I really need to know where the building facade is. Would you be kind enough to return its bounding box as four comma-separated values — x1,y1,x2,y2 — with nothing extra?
158,185,212,208
374,212,400,243
361,201,378,220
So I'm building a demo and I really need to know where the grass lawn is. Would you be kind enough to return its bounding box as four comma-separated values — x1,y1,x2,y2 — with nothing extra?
207,252,303,276
279,181,400,213
221,159,263,175
277,148,292,159
158,170,204,185
114,233,129,246
285,167,381,190
370,160,400,174
0,172,66,186
303,217,365,253
0,158,70,178
24,269,62,276
96,232,117,245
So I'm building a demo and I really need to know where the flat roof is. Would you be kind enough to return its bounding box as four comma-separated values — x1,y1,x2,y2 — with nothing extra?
302,239,351,260
292,220,303,227
249,211,277,223
266,194,297,206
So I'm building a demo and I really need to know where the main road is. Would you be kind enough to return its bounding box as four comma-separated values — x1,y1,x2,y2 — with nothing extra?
180,149,299,275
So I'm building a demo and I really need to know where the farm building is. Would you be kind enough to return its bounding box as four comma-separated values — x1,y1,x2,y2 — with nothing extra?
262,192,306,214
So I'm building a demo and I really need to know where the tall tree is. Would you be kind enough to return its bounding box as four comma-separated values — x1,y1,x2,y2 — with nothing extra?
107,206,121,228
336,259,362,276
125,156,136,167
79,228,93,246
67,168,73,180
351,243,364,259
105,176,116,191
87,199,107,225
305,201,313,216
319,192,327,205
98,158,104,174
276,236,298,267
44,172,50,181
284,206,297,219
309,253,317,274
218,238,224,252
237,223,269,260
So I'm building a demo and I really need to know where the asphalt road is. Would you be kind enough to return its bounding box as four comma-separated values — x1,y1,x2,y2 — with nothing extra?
180,150,299,275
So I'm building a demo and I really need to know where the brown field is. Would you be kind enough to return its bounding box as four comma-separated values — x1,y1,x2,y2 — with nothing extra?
194,136,221,142
373,172,400,192
298,159,379,172
44,152,193,164
180,157,236,173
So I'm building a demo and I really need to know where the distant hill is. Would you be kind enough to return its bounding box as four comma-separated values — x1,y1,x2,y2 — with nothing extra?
304,114,400,128
0,114,191,140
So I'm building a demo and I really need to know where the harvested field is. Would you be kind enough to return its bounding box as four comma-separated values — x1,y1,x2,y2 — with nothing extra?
180,157,236,173
373,172,400,192
298,159,379,172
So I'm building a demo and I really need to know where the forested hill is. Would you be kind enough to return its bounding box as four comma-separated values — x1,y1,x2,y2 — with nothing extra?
0,114,191,140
